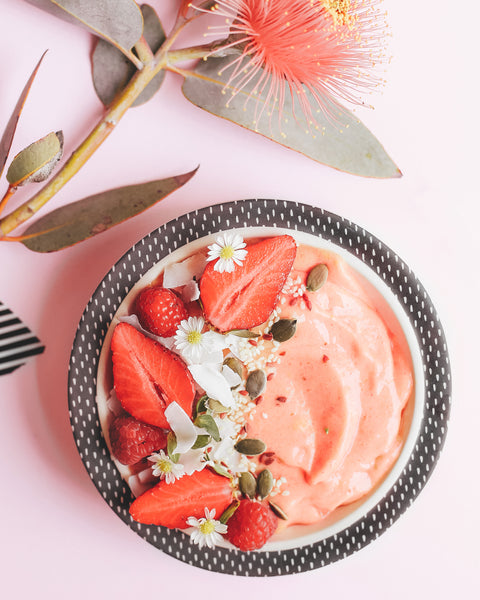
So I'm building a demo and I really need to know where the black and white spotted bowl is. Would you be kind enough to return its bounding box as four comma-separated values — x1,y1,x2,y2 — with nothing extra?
68,199,451,576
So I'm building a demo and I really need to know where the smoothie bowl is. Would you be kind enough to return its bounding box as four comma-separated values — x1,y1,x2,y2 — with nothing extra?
68,199,451,576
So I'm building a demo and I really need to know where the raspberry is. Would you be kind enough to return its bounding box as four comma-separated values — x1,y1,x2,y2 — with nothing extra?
109,415,168,465
135,286,188,337
225,499,278,551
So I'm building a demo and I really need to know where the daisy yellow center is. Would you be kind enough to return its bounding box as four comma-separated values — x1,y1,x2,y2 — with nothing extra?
187,330,203,345
219,245,235,260
199,520,216,535
158,459,172,473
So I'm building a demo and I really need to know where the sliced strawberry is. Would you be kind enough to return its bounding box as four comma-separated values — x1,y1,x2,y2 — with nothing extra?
109,415,168,465
129,468,233,528
135,286,188,337
111,322,195,428
199,235,297,332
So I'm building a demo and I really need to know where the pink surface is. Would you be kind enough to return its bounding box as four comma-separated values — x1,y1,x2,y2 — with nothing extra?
0,1,478,598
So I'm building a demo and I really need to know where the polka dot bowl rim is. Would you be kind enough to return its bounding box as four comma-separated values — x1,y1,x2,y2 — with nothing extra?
68,199,451,576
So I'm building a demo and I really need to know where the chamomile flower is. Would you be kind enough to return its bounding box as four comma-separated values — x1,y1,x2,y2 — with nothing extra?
187,508,228,549
148,450,185,484
174,316,227,364
206,233,247,273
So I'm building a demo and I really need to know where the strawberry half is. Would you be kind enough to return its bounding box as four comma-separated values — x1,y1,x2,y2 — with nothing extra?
135,286,188,337
199,235,297,332
111,322,195,428
129,468,233,528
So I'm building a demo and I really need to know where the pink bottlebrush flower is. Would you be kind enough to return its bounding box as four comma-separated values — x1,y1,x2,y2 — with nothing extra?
199,0,389,125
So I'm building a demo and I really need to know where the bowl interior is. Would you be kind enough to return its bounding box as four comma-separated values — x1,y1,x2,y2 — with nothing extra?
69,199,450,575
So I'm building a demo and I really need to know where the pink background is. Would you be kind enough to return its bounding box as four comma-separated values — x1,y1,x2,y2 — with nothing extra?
1,1,478,597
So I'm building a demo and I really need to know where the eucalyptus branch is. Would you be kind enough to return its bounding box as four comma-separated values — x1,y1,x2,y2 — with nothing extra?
125,49,144,71
0,38,215,238
134,36,154,64
0,185,16,217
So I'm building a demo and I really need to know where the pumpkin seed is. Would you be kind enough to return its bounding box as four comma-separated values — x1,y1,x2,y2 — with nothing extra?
193,394,208,419
306,263,328,292
207,398,230,414
219,500,240,524
167,432,179,463
234,438,266,455
239,471,257,498
194,414,221,441
212,462,232,478
269,500,288,520
246,369,267,399
270,318,297,342
256,468,274,499
191,434,210,449
223,356,244,380
228,329,260,338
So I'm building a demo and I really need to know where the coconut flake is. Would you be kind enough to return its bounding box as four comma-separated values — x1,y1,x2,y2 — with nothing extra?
188,364,235,408
106,388,123,416
165,402,197,454
181,279,200,303
163,254,207,289
222,364,242,388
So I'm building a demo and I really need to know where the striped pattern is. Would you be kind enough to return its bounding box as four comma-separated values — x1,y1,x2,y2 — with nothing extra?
0,301,45,375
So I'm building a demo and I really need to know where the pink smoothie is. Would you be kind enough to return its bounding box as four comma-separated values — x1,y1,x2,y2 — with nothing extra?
246,244,414,527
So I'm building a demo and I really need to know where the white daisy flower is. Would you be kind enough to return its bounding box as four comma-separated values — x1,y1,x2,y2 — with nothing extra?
147,450,185,484
187,508,228,549
174,316,227,364
206,233,247,273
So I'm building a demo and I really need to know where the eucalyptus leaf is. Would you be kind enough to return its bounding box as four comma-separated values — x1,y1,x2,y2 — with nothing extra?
6,131,63,187
21,168,197,252
0,52,47,180
92,4,166,107
182,56,401,179
26,0,143,55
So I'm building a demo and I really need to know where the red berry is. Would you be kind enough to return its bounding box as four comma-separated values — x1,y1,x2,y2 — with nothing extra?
111,322,196,428
135,286,188,337
109,415,168,465
225,499,278,551
199,235,296,332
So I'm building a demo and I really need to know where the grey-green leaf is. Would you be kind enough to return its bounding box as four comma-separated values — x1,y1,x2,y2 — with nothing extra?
0,52,47,180
92,4,166,107
26,0,143,54
6,131,63,187
182,56,401,178
21,168,197,252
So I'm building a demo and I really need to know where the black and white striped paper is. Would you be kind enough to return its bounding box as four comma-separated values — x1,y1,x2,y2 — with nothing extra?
0,301,45,375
